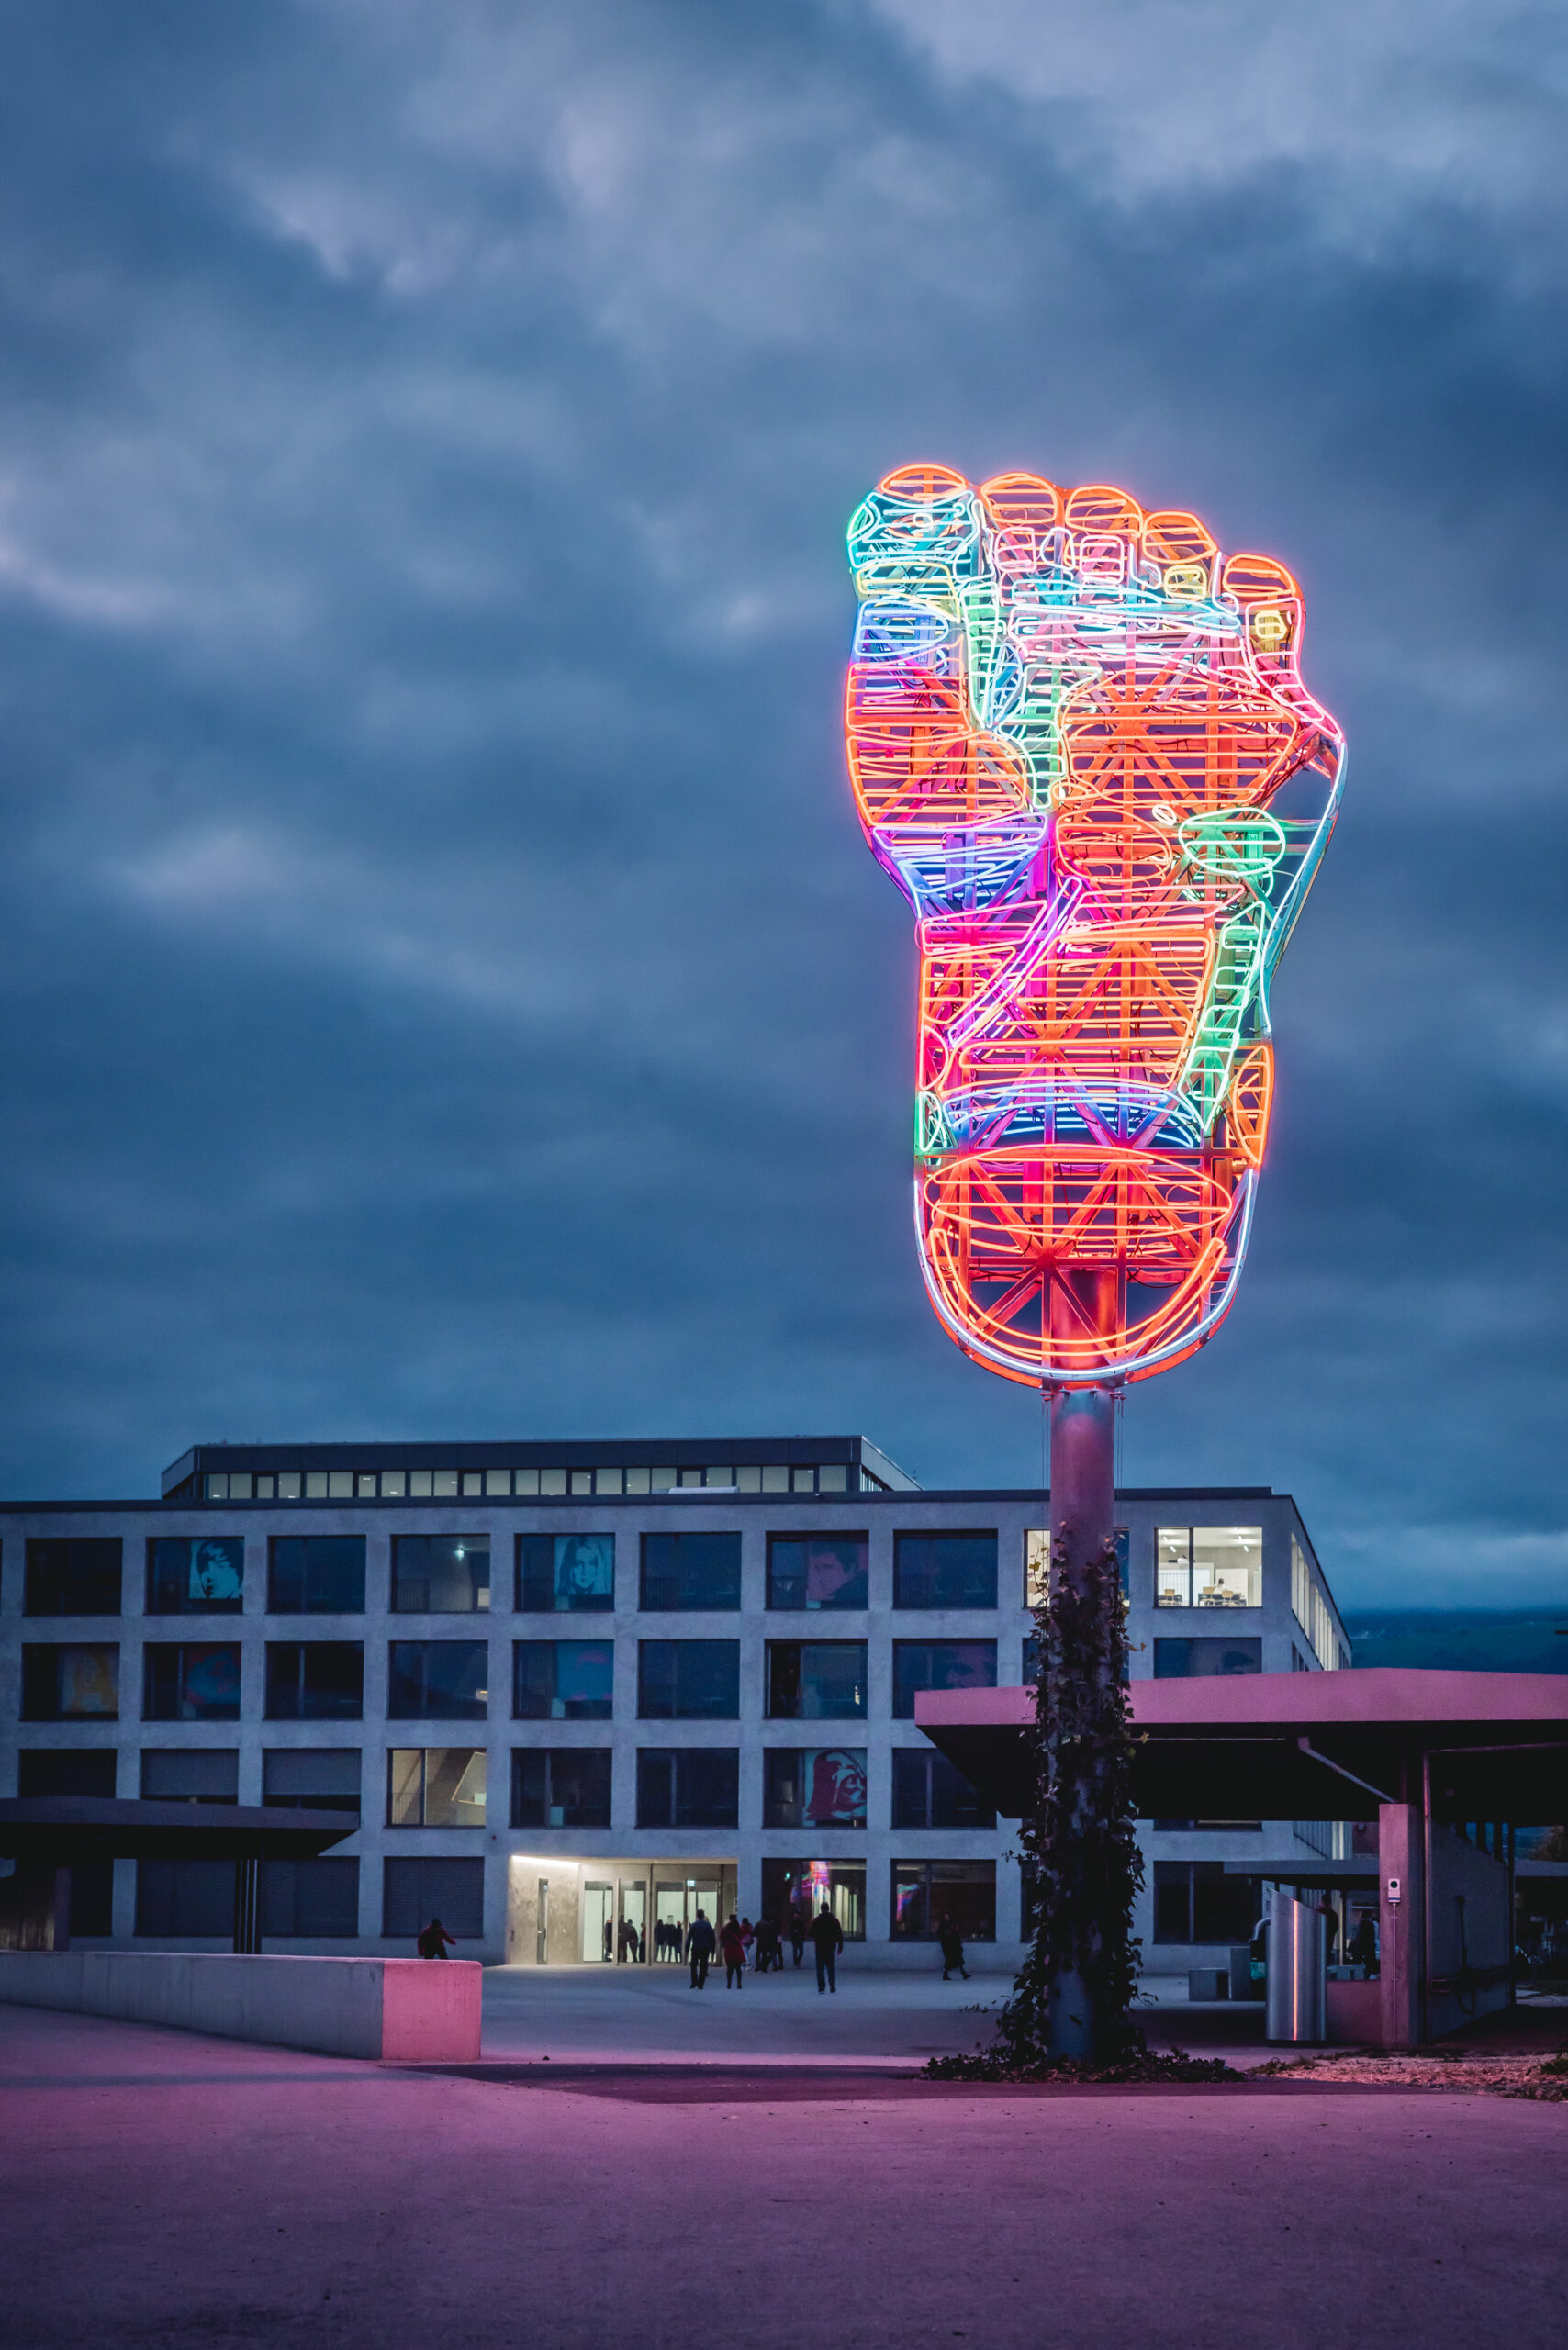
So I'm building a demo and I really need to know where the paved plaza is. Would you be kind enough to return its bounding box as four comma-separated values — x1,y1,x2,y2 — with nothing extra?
5,1980,1566,2350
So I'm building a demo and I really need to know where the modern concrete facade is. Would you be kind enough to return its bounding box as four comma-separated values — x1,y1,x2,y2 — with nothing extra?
0,1434,1350,1969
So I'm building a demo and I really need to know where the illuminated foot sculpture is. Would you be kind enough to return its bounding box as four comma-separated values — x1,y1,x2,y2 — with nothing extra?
846,468,1344,1386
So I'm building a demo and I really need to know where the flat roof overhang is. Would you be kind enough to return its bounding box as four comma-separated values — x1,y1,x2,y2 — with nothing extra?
0,1798,359,1864
915,1669,1568,1823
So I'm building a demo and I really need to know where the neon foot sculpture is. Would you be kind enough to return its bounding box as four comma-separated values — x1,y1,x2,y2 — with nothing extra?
846,466,1345,2058
846,467,1344,1388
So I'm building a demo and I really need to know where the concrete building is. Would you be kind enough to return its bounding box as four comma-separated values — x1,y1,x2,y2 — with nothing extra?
0,1433,1350,1969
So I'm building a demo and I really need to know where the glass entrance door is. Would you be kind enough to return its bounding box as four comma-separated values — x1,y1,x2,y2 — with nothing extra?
582,1880,614,1963
618,1881,647,1963
654,1882,687,1963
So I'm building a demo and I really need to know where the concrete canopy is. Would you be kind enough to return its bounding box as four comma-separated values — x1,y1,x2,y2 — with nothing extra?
0,1797,359,1863
914,1669,1568,1822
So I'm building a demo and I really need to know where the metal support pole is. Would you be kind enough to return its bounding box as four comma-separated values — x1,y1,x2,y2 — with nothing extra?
232,1855,261,1955
1044,1270,1121,2059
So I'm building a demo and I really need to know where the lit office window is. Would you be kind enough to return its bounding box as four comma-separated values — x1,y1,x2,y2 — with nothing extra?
20,1644,118,1720
892,1533,997,1609
1157,1527,1261,1608
766,1536,868,1611
516,1534,614,1613
142,1643,241,1722
23,1539,122,1617
765,1641,868,1720
264,1642,364,1720
513,1639,613,1720
890,1860,996,1942
890,1749,994,1830
763,1748,867,1830
387,1748,487,1828
391,1536,491,1614
639,1533,741,1611
890,1641,996,1718
387,1641,489,1721
510,1749,612,1830
636,1640,738,1719
636,1748,739,1830
268,1537,366,1614
146,1538,243,1616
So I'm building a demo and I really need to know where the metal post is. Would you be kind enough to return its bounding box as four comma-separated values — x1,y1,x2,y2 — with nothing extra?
1045,1270,1121,2059
232,1855,261,1955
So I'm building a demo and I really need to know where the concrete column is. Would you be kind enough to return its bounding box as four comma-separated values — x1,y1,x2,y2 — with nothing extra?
1377,1801,1424,2050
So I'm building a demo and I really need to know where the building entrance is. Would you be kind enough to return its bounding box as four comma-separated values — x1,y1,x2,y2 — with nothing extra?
506,1855,736,1965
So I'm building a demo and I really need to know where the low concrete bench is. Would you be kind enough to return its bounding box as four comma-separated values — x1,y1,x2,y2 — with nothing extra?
0,1950,481,2061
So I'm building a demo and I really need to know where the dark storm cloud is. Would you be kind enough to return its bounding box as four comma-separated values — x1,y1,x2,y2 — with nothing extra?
0,0,1565,1608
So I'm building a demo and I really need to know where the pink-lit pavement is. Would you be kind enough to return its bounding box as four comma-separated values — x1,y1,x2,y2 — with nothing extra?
5,1987,1565,2350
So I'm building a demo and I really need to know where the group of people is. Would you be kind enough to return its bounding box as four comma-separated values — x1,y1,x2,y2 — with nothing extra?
685,1903,846,1991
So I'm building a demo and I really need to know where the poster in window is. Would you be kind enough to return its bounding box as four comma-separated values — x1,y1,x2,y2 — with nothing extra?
58,1647,117,1716
190,1538,243,1605
554,1535,612,1607
804,1747,867,1829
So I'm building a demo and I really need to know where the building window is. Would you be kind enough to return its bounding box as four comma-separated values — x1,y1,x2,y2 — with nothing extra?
23,1539,122,1617
510,1749,612,1830
140,1749,239,1803
515,1533,615,1612
893,1533,997,1610
1152,1638,1262,1679
890,1860,996,1942
387,1748,487,1828
1027,1528,1127,1609
18,1749,117,1797
383,1856,484,1942
135,1859,234,1938
765,1641,868,1720
1156,1527,1262,1609
891,1641,996,1718
1291,1531,1342,1669
639,1532,742,1611
20,1644,118,1721
261,1858,359,1937
143,1643,241,1722
760,1860,865,1939
763,1747,867,1830
390,1536,490,1614
766,1536,868,1611
264,1642,364,1720
263,1748,361,1818
637,1639,739,1719
146,1538,244,1616
1152,1862,1260,1944
387,1641,489,1721
267,1537,366,1614
636,1748,740,1829
891,1749,994,1830
512,1640,613,1720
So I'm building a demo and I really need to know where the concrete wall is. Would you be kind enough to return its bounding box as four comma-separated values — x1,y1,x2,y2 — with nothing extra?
1427,1825,1511,2040
0,1951,480,2060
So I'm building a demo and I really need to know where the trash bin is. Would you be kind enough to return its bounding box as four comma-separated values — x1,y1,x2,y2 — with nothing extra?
1265,1888,1327,2044
1228,1943,1260,2003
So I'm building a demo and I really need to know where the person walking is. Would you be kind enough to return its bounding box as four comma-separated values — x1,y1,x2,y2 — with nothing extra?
790,1898,810,1969
739,1916,756,1970
937,1912,969,1982
809,1901,844,1994
755,1914,782,1973
416,1916,455,1959
721,1913,746,1989
687,1908,715,1989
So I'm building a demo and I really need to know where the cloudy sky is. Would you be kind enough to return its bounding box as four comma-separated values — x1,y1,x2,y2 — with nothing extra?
1,1,1565,1609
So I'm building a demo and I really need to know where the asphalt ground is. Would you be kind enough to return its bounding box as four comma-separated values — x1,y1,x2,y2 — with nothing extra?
4,1994,1565,2350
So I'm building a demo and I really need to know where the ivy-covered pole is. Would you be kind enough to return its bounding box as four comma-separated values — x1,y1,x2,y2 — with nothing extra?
987,1273,1145,2071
